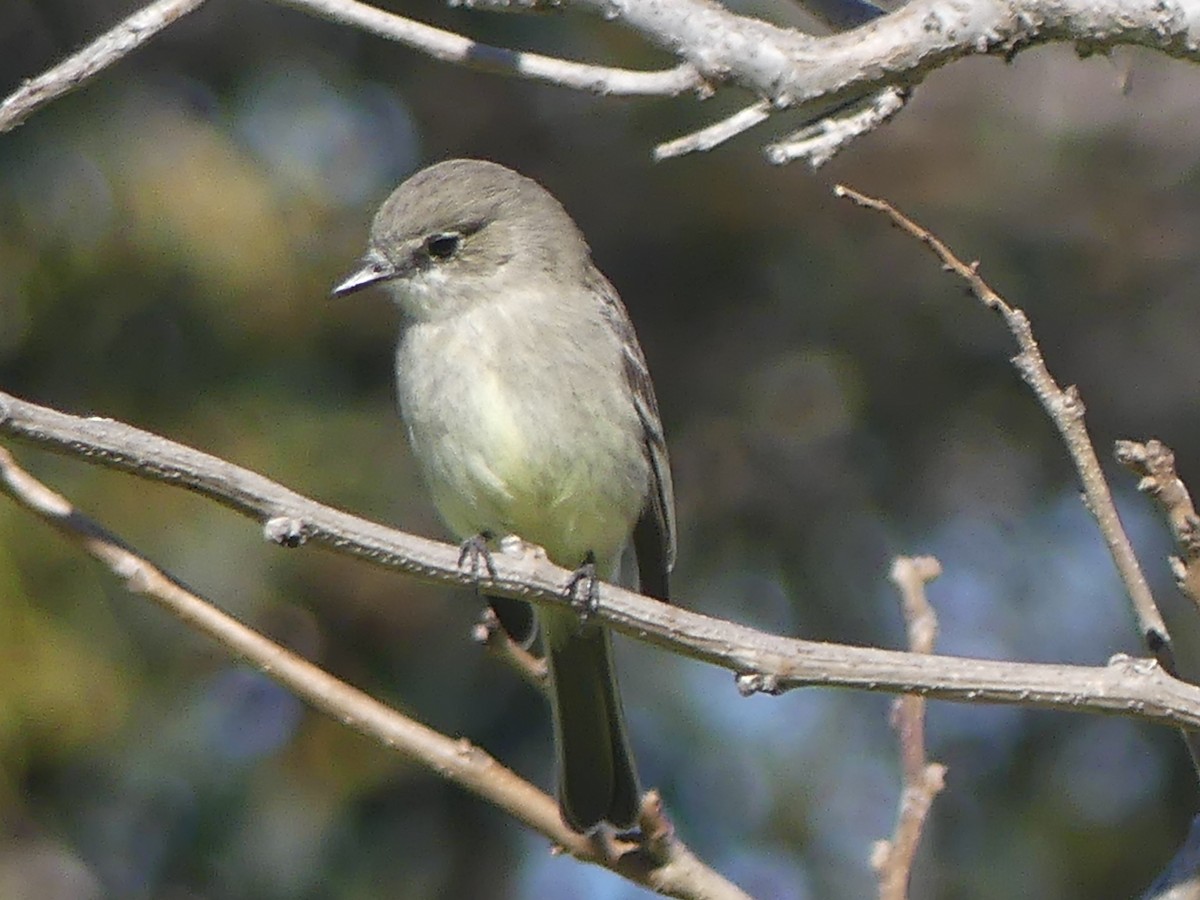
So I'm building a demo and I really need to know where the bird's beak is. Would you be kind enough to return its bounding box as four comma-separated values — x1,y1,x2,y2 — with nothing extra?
331,248,395,298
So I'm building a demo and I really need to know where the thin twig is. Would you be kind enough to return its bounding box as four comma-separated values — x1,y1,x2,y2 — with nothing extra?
473,607,549,692
1116,440,1200,613
654,100,771,160
833,186,1167,651
0,0,208,134
6,392,1200,728
0,446,749,900
872,556,947,900
267,0,703,96
765,87,908,168
834,184,1200,778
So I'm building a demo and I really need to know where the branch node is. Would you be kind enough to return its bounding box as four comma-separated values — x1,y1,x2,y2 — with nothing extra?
637,789,676,860
869,838,893,871
1171,555,1188,585
264,515,308,547
1106,652,1159,676
735,672,781,696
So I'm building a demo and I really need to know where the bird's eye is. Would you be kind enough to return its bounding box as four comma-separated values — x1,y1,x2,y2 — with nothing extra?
425,232,461,260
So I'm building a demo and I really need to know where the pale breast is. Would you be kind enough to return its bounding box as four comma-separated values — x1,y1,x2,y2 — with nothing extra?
395,295,650,569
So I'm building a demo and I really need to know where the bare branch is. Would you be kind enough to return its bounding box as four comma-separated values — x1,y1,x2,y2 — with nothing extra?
765,87,908,167
889,557,942,769
652,89,907,165
267,0,703,96
834,184,1200,776
7,392,1200,731
9,0,1199,162
654,100,771,160
873,556,947,900
7,0,1200,162
268,0,1200,164
834,186,1169,653
0,0,208,135
1115,438,1200,779
0,446,749,900
1117,440,1200,614
473,606,550,691
561,0,1200,119
263,0,1200,161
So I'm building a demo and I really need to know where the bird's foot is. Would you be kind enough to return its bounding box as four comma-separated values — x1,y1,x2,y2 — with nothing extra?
565,551,600,619
458,531,497,591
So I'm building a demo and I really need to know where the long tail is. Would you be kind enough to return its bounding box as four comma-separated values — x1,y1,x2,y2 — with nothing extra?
541,608,641,831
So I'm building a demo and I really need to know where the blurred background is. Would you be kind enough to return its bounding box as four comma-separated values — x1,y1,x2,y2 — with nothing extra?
2,0,1200,897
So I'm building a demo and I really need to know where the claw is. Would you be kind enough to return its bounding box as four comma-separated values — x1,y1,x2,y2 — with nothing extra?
458,531,498,586
565,551,600,618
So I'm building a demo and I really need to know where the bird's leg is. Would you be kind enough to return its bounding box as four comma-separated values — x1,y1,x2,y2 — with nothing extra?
565,550,600,618
458,531,498,591
462,532,539,647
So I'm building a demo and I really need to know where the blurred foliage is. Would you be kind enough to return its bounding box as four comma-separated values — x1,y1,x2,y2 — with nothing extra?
2,0,1200,897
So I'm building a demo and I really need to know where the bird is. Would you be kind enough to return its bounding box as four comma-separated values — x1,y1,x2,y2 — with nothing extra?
332,158,675,832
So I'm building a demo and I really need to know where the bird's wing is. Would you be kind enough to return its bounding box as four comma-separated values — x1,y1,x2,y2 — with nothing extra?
591,268,676,601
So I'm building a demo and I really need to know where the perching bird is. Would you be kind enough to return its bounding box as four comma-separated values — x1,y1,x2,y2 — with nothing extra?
333,159,675,831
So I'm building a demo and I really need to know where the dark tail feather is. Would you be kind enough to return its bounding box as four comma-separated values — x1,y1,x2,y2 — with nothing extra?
543,612,641,831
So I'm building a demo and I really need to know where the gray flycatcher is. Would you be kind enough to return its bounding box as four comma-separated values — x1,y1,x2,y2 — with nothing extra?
332,159,676,832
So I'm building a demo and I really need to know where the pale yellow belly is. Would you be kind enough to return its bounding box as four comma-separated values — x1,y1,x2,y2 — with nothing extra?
408,360,645,569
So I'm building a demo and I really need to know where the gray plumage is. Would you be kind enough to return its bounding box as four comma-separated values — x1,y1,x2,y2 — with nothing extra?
333,158,675,831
